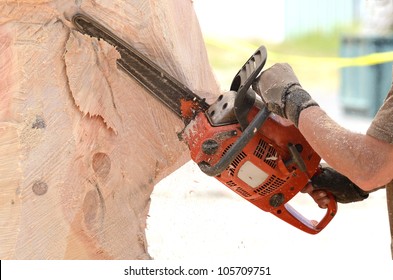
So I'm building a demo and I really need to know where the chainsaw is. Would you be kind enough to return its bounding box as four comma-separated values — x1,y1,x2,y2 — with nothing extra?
72,13,337,234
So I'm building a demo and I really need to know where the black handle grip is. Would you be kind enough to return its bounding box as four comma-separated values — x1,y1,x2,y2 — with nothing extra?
230,46,267,92
231,46,267,130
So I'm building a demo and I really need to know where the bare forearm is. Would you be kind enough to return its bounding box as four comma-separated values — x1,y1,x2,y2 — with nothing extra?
298,106,392,191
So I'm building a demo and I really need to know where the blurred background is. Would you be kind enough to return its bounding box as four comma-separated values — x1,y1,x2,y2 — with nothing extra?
195,0,393,118
146,0,393,276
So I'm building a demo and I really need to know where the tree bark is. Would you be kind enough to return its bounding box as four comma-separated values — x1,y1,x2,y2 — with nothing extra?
0,0,219,259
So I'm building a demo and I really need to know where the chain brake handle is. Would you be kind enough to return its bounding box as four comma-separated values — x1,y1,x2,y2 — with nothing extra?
231,46,267,130
199,46,268,177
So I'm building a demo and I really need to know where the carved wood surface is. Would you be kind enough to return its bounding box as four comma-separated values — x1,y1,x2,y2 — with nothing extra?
0,0,219,259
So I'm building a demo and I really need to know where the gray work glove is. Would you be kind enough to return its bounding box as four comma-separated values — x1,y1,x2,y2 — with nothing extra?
252,63,319,127
311,166,369,203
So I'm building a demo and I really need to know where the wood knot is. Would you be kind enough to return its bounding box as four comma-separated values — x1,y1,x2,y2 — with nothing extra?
92,152,111,179
32,181,48,196
32,115,46,129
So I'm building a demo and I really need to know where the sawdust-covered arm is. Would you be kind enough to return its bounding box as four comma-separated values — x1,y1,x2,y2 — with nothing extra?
299,106,393,191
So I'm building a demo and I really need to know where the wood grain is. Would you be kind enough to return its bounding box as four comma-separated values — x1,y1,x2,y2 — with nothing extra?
0,0,219,259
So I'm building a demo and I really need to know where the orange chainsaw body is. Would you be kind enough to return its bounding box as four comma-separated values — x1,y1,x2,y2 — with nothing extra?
182,104,337,234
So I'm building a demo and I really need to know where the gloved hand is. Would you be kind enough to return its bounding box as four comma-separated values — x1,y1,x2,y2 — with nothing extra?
252,63,319,127
310,165,369,204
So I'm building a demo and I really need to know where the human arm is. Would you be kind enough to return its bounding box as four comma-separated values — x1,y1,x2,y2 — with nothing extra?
252,63,393,194
298,106,393,192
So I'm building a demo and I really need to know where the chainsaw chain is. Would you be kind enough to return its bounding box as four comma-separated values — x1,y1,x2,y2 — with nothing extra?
72,13,209,122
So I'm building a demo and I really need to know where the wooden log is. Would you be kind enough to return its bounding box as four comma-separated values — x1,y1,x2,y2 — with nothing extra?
0,0,219,259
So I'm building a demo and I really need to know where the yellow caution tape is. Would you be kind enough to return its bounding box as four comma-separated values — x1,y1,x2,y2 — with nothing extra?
205,37,393,68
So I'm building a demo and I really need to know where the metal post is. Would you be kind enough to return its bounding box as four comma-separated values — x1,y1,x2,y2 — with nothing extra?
386,182,393,259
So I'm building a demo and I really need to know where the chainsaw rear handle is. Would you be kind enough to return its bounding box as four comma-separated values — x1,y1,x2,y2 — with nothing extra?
275,192,337,234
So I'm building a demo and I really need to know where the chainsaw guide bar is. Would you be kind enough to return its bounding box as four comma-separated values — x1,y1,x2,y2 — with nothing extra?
72,13,209,122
